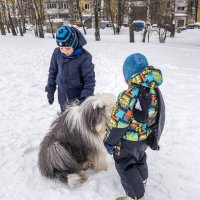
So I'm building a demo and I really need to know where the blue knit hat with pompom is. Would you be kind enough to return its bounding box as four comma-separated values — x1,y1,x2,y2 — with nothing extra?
56,26,78,49
123,53,149,82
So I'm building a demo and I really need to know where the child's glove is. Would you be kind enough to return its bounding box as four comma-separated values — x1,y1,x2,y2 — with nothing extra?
45,85,56,105
104,141,115,155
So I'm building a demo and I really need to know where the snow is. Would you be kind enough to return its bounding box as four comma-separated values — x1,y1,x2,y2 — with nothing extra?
175,13,188,17
0,28,200,200
46,18,64,23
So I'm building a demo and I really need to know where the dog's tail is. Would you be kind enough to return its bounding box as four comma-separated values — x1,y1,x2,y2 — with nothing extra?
38,137,86,186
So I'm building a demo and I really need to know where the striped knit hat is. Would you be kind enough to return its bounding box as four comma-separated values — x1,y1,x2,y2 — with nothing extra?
56,26,78,49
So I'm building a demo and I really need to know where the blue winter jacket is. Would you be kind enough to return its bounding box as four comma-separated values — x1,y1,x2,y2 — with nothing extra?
47,27,95,103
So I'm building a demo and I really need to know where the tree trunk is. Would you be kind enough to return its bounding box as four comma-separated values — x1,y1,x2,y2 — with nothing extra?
7,3,17,36
16,0,23,36
48,15,55,39
129,26,134,42
159,27,167,43
143,0,151,42
76,0,87,35
0,0,9,33
170,0,175,38
108,0,115,35
128,0,134,43
116,0,122,34
3,5,10,33
33,11,39,37
195,0,198,22
68,0,75,24
94,0,101,41
17,18,23,36
19,0,26,33
32,0,44,38
142,28,147,42
0,12,6,35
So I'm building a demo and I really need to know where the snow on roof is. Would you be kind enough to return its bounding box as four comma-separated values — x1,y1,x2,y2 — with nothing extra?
82,14,94,17
133,20,145,24
47,18,63,23
175,13,188,17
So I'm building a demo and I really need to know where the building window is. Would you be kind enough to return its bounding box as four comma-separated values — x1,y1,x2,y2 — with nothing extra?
177,7,185,11
57,2,68,10
74,3,78,10
84,3,90,10
64,2,68,9
47,3,57,9
59,3,63,9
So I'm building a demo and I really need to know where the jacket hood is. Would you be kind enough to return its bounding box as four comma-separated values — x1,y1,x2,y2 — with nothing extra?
72,27,87,47
128,66,163,88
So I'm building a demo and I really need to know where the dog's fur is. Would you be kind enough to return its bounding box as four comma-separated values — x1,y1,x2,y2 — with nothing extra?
38,94,115,187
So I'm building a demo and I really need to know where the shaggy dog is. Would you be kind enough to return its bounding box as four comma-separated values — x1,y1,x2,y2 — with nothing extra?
38,94,115,187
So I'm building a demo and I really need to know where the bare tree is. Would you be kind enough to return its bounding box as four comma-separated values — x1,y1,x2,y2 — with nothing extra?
32,0,45,38
116,0,125,34
15,0,24,36
195,0,199,21
170,0,175,37
0,6,6,35
128,0,134,42
143,0,150,42
158,25,168,43
102,0,109,20
0,0,10,33
47,15,55,39
93,0,101,41
18,0,27,33
107,0,116,35
6,0,17,36
76,0,87,34
188,0,197,23
68,0,75,24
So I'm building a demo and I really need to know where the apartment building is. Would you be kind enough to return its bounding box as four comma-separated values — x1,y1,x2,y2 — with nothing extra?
174,0,188,28
46,0,93,22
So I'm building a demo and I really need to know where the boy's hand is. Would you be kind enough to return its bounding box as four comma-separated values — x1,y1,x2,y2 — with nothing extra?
104,141,115,155
45,85,56,105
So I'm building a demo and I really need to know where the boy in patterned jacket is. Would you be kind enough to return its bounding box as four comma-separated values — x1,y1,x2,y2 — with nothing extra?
104,53,165,200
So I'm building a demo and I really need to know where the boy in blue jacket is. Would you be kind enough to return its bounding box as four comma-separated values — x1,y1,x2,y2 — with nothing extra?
45,25,95,112
104,53,165,200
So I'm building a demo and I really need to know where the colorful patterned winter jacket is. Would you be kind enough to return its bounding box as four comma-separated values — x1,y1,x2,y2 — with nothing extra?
105,67,163,146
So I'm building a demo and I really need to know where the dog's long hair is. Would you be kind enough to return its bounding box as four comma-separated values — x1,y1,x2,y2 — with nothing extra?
38,94,115,187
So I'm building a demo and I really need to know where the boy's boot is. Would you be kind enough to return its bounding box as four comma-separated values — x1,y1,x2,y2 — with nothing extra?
116,196,145,200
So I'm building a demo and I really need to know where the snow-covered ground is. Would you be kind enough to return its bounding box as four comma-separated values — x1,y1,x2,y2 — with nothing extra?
0,28,200,200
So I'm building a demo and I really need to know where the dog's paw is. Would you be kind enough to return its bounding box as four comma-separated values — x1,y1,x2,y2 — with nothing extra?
68,172,87,188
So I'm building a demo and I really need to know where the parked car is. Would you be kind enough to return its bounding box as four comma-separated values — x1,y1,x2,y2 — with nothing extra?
177,26,187,33
132,20,145,32
194,23,200,29
100,21,112,29
186,23,200,29
186,24,196,29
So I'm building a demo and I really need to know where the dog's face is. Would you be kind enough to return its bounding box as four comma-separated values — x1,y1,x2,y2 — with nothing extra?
81,94,115,137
